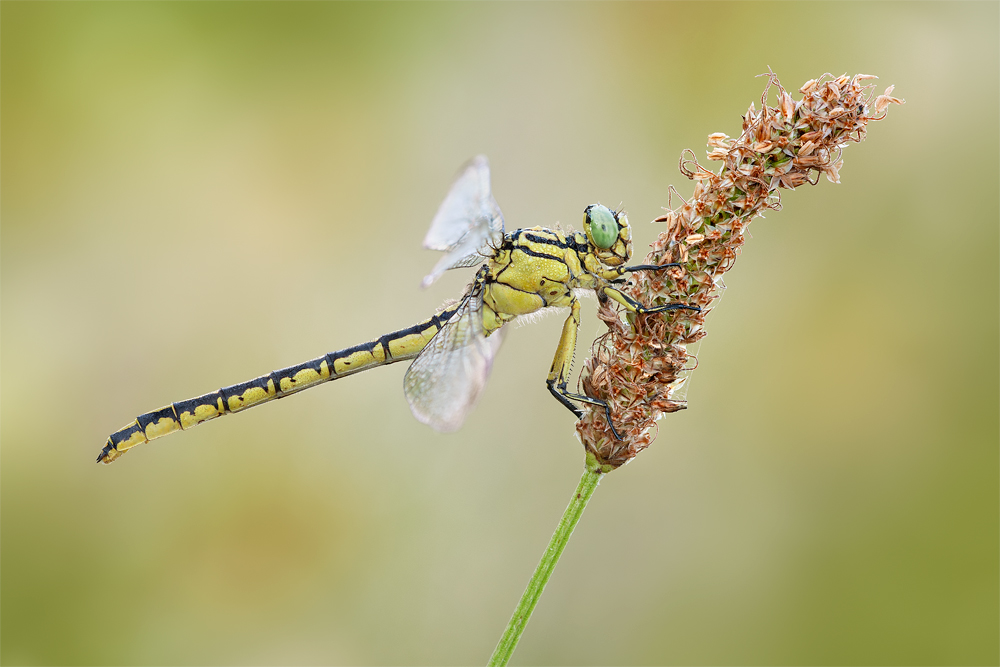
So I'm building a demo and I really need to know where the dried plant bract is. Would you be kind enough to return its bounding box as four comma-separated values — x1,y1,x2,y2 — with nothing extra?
576,71,903,468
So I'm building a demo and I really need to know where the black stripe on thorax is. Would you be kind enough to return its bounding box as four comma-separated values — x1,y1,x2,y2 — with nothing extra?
512,244,568,262
523,229,591,250
516,230,570,249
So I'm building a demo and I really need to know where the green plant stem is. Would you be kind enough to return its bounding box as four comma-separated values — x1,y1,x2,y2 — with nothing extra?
488,453,609,666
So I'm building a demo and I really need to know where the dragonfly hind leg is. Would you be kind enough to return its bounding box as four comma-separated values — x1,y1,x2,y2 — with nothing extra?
544,298,624,440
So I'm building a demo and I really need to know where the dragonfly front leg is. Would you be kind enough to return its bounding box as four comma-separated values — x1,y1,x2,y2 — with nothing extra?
620,262,684,274
603,262,683,283
601,286,701,315
545,298,623,440
600,263,701,314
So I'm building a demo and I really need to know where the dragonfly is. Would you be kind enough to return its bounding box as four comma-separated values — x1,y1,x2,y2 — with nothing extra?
98,156,699,464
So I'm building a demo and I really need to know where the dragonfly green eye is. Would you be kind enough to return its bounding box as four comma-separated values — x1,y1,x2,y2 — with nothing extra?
585,204,618,250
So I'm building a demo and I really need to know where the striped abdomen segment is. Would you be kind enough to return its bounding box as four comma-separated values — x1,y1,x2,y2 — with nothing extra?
98,308,457,464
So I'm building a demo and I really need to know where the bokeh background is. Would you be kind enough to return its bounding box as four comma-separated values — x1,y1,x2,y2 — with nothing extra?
2,2,997,665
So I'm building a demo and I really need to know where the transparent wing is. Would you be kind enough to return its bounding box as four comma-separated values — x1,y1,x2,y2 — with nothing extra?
403,289,504,432
421,155,505,288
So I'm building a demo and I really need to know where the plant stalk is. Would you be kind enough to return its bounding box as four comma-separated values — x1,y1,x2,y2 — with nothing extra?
487,453,609,666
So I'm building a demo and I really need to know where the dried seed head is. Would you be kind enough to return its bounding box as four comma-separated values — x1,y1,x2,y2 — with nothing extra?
575,71,903,469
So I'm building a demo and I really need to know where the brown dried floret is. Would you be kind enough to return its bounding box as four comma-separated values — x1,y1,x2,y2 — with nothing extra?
575,71,903,469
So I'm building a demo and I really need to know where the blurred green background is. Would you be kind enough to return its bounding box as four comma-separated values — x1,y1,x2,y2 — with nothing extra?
2,2,996,665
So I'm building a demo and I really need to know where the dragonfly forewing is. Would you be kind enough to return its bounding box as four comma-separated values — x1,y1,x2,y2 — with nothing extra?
421,155,504,287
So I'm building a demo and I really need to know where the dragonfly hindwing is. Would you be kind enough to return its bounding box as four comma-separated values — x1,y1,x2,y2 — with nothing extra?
403,278,503,432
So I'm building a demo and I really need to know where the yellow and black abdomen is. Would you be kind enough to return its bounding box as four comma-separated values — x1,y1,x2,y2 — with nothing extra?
98,307,458,464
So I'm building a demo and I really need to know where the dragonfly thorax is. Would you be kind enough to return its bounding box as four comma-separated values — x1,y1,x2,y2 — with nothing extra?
583,204,632,268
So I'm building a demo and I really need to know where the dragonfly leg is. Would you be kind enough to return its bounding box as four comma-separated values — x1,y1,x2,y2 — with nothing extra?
545,298,583,416
620,262,684,274
606,263,684,283
544,298,624,440
601,286,701,315
548,386,624,441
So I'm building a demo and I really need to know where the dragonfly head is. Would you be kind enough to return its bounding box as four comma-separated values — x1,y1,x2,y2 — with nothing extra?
583,204,632,267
